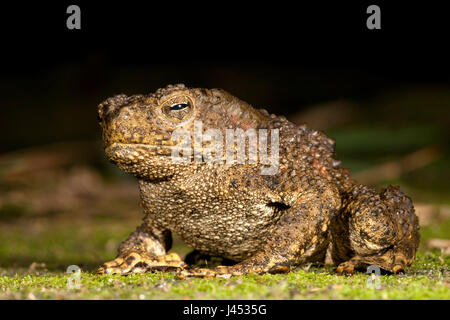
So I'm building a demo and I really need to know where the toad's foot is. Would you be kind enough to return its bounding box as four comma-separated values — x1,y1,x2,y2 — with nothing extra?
178,266,234,279
179,264,291,279
335,258,359,276
336,255,406,276
97,252,185,275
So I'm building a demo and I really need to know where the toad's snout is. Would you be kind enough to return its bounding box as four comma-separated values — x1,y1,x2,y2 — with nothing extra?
97,94,173,148
97,94,131,125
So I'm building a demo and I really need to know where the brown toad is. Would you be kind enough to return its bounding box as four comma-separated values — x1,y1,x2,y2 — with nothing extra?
96,84,419,277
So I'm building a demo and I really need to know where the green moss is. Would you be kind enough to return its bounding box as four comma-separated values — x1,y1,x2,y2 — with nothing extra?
0,207,448,300
420,219,450,243
0,250,448,300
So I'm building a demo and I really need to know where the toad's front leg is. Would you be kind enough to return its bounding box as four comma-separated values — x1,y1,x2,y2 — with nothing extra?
180,185,340,278
97,222,185,275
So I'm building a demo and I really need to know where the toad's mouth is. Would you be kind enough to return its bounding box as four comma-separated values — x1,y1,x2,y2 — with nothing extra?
104,142,197,176
104,142,193,179
105,142,177,162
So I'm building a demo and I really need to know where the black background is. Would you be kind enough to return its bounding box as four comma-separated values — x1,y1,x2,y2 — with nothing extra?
1,299,447,318
3,1,448,75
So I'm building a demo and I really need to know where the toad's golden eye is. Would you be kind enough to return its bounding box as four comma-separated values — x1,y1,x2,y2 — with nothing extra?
170,103,189,111
162,100,193,121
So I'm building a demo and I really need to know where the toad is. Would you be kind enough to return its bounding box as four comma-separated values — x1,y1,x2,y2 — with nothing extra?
96,84,419,277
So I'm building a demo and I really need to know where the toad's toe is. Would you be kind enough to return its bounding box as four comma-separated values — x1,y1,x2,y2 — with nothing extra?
97,252,185,275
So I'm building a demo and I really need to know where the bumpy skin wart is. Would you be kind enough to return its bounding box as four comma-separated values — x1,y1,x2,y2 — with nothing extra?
96,84,420,277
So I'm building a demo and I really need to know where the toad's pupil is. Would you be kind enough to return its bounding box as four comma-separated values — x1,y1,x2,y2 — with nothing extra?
170,103,188,111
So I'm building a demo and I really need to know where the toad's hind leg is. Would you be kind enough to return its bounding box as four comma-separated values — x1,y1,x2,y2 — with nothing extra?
331,185,420,275
97,222,185,275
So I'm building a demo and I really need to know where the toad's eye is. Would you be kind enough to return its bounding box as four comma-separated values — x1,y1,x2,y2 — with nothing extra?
161,99,193,122
170,103,189,111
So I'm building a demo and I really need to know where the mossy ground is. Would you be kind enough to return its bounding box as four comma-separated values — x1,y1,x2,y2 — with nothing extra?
0,217,448,300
